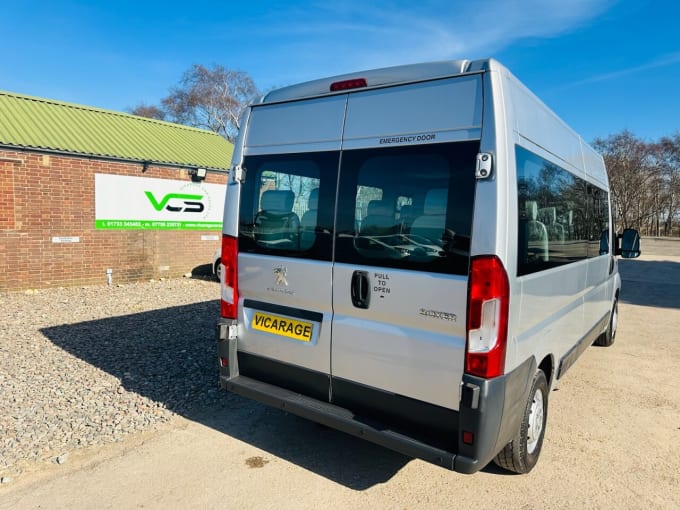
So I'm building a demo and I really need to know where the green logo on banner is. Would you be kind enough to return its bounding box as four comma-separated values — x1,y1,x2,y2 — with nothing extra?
144,191,205,213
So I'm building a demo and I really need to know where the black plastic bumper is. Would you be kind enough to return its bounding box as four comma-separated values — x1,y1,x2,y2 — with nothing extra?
217,320,535,474
226,374,459,469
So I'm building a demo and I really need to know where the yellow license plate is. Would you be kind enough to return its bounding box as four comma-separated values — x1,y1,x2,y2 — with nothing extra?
252,312,313,342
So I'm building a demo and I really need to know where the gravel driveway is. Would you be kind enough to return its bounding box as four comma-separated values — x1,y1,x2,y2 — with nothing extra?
0,277,226,479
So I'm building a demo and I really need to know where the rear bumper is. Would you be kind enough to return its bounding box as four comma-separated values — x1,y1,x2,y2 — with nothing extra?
226,374,459,469
217,320,535,474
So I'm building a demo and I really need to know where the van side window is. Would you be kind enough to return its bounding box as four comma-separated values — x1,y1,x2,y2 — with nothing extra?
335,141,478,276
516,146,610,276
238,152,338,261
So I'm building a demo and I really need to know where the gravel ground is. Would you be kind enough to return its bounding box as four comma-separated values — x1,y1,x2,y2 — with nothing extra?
0,277,225,479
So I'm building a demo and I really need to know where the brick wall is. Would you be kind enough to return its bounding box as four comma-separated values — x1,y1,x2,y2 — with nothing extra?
0,149,227,291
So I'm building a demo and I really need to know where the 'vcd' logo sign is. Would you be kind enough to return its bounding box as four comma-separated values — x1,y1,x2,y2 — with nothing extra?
144,191,205,213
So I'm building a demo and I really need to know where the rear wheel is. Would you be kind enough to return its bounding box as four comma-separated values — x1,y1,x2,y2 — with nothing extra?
214,258,222,282
594,298,618,347
493,370,548,474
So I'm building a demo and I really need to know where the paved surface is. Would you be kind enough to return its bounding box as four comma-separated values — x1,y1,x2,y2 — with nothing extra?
1,245,679,509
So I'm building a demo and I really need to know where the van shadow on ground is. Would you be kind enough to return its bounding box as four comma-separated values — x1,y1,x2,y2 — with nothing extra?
618,259,680,309
191,263,215,278
40,299,409,490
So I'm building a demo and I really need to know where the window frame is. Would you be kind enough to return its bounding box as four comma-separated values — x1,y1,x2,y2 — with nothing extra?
334,141,480,276
238,151,339,261
515,145,610,277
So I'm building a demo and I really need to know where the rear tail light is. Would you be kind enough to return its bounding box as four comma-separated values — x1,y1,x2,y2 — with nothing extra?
220,234,239,319
465,256,509,378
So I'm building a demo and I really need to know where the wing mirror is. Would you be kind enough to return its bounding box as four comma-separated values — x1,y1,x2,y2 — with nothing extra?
615,228,641,258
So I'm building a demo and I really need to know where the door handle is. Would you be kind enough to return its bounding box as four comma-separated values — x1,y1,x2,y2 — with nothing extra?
351,270,370,309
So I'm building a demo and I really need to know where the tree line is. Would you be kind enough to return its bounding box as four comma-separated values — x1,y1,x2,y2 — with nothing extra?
132,64,680,237
594,132,680,237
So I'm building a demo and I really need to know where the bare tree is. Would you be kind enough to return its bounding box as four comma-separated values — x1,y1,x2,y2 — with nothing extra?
656,134,680,236
161,64,259,142
593,131,658,232
128,103,167,121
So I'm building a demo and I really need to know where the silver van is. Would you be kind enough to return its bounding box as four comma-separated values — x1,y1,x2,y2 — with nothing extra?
216,58,641,474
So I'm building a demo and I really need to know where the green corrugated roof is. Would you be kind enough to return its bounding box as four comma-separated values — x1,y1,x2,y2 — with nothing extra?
0,90,233,171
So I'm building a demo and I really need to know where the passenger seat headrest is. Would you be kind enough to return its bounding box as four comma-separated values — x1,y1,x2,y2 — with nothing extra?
261,190,295,213
526,200,538,221
367,200,393,217
307,188,319,210
423,189,447,215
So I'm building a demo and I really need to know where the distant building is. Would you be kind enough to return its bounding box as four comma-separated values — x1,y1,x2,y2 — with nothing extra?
0,90,232,290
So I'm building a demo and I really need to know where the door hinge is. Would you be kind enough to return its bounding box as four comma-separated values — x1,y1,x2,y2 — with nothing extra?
475,152,493,179
232,164,246,183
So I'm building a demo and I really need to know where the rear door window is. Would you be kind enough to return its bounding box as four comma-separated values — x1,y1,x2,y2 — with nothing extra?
335,141,479,276
238,151,339,261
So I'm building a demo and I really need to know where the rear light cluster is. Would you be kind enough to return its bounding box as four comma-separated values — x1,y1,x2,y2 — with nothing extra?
220,234,239,319
465,256,510,379
330,78,368,92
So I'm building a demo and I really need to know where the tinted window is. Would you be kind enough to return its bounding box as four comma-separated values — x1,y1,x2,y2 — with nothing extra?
238,152,339,261
335,141,479,276
589,186,610,256
516,145,610,276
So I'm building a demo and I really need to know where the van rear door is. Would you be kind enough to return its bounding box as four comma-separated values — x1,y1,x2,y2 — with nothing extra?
330,76,483,413
235,74,484,413
234,95,345,400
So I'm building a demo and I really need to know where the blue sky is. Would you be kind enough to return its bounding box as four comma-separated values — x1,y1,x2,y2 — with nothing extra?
3,0,680,143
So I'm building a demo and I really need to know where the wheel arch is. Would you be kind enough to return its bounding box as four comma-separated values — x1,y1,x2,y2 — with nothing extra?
538,354,555,390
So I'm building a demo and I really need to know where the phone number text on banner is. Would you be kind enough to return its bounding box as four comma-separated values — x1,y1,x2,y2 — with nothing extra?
95,220,222,230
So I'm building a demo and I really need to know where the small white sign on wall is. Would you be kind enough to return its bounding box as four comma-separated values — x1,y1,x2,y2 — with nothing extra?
52,236,80,243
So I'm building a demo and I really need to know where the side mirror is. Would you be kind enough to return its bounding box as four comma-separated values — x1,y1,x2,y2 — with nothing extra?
616,228,641,258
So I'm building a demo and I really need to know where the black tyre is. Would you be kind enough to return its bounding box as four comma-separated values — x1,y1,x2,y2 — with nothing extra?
594,298,618,347
493,370,548,474
214,258,222,282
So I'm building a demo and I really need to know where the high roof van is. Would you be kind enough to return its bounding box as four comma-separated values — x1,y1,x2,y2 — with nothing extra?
216,58,641,474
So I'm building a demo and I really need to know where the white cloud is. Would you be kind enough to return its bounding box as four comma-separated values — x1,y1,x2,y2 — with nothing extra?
556,51,680,90
249,0,614,85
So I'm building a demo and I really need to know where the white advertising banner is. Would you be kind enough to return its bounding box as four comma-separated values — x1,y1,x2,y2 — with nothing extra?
95,173,225,230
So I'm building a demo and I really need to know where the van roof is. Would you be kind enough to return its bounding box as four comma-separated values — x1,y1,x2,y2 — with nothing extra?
262,59,496,103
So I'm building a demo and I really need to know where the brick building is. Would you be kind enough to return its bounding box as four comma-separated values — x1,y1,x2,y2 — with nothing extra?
0,90,232,291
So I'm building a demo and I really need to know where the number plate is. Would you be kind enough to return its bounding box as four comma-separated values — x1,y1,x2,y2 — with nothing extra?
251,312,314,342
